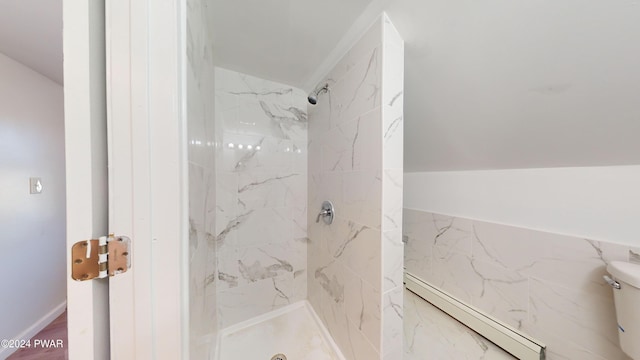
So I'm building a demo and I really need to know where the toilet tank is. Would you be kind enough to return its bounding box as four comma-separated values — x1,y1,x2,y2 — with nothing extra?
607,261,640,360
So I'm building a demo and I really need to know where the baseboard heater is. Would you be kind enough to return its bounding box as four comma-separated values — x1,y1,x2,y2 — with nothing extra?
404,271,546,360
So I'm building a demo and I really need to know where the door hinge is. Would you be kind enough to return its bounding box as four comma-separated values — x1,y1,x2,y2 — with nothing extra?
71,234,131,281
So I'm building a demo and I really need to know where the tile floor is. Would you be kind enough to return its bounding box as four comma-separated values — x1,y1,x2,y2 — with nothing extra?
404,288,516,360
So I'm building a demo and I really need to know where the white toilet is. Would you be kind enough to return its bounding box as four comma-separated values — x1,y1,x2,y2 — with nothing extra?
606,261,640,360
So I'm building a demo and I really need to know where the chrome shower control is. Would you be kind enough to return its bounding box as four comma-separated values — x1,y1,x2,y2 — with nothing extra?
316,200,335,225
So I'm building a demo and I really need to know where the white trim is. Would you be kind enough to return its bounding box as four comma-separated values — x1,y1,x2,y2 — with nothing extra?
404,272,545,360
0,302,66,359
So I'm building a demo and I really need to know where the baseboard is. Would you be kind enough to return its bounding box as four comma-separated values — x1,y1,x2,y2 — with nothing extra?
404,272,545,360
0,301,66,359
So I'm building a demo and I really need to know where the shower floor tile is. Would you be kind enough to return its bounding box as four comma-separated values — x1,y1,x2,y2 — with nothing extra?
404,288,517,360
215,301,344,360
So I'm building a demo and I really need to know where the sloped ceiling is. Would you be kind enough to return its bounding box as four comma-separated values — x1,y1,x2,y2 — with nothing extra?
214,0,640,172
5,0,638,171
0,0,63,84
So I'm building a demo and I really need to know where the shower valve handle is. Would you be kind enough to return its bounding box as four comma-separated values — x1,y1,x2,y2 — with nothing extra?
316,201,335,225
316,209,331,223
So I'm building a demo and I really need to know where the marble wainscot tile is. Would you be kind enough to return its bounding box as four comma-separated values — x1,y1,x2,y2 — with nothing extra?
525,278,630,360
468,259,529,330
403,211,434,285
403,288,516,360
431,214,474,258
630,248,640,264
472,221,630,295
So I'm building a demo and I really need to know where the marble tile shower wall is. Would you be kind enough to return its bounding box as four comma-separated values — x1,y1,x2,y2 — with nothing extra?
307,15,404,360
403,208,640,360
214,67,308,328
186,0,217,358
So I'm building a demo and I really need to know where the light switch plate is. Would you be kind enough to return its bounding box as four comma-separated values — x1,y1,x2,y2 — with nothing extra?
30,177,43,194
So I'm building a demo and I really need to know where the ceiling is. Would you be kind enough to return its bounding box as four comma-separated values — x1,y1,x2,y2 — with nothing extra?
214,0,640,172
0,0,63,84
3,0,639,172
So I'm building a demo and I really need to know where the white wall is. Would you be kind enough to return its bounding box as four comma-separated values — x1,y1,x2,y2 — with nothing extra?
404,165,640,247
0,53,66,344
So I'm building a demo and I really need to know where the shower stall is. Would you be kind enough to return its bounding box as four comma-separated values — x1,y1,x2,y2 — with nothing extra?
186,4,404,358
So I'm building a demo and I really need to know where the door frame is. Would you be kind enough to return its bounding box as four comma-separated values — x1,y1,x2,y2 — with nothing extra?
65,0,188,358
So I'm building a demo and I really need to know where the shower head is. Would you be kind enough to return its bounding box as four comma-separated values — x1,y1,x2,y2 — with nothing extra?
308,84,329,105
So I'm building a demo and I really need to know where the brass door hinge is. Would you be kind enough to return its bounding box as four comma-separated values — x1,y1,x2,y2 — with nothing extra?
71,235,131,281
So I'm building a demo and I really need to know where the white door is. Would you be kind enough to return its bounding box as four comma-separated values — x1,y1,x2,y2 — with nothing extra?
64,0,188,359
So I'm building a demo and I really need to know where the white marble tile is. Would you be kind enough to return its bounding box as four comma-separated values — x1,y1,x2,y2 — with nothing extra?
235,206,292,247
189,164,206,238
217,275,293,328
314,258,346,305
432,215,474,258
630,248,640,264
221,133,293,173
318,288,352,360
237,171,299,210
403,232,433,286
383,230,404,293
344,318,380,360
214,67,308,332
404,288,516,360
382,286,403,357
382,104,403,169
187,0,217,354
330,46,382,128
405,208,637,360
322,108,381,173
344,268,381,351
342,170,382,229
431,252,482,304
382,169,403,231
215,67,297,107
325,219,382,291
382,14,404,60
317,171,343,216
469,259,529,330
402,208,435,241
526,278,629,360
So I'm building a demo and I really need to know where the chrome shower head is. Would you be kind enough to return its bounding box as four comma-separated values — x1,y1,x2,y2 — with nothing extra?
308,84,329,105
